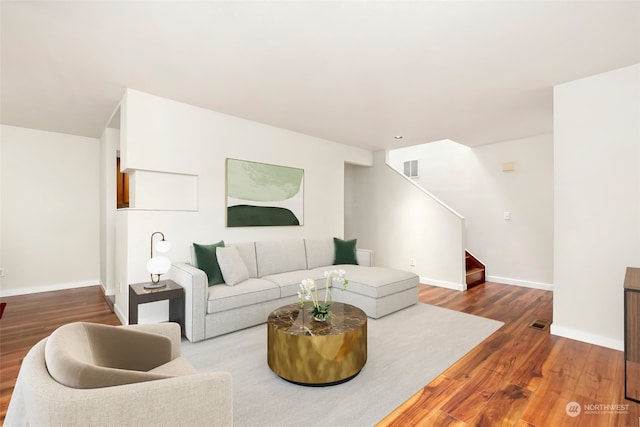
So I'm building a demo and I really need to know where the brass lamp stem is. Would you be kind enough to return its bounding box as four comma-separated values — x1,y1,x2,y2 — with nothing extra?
149,231,166,283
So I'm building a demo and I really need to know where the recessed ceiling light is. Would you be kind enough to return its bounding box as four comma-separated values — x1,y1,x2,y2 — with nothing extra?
394,135,403,140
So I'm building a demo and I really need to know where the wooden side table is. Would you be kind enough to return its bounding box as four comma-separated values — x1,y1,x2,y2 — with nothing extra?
129,279,185,335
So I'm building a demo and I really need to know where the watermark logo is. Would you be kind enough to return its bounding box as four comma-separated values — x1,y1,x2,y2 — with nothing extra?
583,403,630,415
566,402,581,417
565,401,630,417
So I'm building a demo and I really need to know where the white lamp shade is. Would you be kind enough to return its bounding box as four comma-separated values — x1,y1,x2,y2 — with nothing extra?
155,240,172,253
147,256,171,275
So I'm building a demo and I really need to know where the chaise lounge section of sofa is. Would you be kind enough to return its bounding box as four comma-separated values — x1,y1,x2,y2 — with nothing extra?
171,238,419,342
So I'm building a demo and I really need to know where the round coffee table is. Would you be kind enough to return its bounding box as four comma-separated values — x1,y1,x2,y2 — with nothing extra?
267,302,367,386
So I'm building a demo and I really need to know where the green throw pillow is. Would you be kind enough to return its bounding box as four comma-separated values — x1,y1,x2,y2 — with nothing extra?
193,241,225,286
333,237,358,265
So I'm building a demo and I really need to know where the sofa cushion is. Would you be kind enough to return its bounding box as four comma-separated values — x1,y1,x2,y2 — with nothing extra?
333,237,358,265
233,242,258,278
207,278,281,313
262,269,326,298
255,239,307,277
148,357,198,376
305,238,334,269
216,246,250,286
312,265,418,298
193,241,225,286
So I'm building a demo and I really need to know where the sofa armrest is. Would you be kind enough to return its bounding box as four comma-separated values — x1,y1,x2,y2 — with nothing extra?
357,249,374,267
171,262,208,342
70,372,233,427
90,372,233,427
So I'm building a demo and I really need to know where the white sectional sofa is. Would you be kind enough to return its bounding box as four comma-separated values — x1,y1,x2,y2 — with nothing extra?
171,238,419,342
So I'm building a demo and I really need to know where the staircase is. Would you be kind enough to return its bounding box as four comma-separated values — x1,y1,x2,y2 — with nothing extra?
465,251,485,289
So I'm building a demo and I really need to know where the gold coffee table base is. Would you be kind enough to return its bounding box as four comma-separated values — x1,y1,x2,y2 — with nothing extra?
267,302,367,386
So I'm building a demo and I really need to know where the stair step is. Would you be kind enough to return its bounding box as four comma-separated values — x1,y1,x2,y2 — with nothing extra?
466,272,485,288
466,267,484,276
465,250,486,289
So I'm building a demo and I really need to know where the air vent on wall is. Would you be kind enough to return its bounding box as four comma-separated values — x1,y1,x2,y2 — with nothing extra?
403,160,419,178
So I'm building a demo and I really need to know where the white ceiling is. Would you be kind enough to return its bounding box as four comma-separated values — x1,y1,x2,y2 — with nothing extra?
2,1,639,150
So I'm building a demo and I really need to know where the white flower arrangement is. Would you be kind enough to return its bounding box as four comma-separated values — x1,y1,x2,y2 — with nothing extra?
298,269,348,320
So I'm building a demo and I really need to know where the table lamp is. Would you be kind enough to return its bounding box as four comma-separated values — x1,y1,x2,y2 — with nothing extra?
146,231,172,289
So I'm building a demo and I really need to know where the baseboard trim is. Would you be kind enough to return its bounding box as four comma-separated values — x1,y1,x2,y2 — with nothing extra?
0,280,100,297
486,275,553,291
420,276,465,291
550,324,623,351
113,302,127,325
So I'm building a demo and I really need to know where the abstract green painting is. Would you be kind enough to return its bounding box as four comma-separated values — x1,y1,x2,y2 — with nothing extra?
226,159,304,227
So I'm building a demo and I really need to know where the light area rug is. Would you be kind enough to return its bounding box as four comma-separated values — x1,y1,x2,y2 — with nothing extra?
181,303,503,427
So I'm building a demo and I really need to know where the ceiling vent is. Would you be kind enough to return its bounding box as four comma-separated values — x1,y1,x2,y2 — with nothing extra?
403,160,419,178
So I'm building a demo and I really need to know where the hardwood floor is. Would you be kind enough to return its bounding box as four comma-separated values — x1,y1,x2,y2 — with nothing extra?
0,286,121,422
378,283,640,427
1,283,638,426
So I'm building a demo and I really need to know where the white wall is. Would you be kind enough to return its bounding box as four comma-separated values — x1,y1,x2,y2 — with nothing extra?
129,170,198,211
0,125,101,296
388,135,554,289
553,64,640,350
114,89,373,321
345,150,466,289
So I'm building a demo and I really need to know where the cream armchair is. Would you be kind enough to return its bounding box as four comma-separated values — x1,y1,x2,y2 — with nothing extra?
5,322,232,427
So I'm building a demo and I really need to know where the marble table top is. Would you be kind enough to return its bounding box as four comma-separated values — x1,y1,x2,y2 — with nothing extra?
267,302,366,337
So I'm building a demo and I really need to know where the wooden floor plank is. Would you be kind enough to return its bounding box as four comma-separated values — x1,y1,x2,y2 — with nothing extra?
471,383,531,427
505,333,557,393
419,410,467,427
440,367,506,423
378,376,461,427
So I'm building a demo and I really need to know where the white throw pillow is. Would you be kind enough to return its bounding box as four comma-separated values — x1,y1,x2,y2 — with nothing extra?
216,246,250,286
